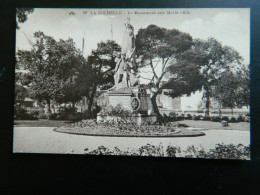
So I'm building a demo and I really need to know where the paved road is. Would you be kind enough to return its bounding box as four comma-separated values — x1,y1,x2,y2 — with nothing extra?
13,126,250,156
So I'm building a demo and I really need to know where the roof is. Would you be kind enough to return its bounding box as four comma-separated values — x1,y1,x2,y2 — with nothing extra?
24,97,34,102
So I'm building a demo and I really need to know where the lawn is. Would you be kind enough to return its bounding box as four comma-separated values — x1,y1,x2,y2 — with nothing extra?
13,119,250,131
179,120,249,131
14,120,71,127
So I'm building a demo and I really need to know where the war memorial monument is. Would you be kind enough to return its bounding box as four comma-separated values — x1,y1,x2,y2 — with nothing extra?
97,18,157,125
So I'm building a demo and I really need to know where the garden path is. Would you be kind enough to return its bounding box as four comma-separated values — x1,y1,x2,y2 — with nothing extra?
13,126,250,155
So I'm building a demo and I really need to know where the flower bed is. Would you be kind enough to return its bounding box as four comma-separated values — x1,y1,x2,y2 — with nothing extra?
54,119,205,137
83,143,250,160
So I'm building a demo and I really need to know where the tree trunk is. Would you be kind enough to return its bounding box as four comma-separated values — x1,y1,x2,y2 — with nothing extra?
88,84,97,116
203,86,210,117
218,102,222,118
46,99,51,119
230,107,233,117
151,93,164,123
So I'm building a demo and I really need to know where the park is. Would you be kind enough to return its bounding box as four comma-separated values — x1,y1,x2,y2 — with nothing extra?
14,9,250,160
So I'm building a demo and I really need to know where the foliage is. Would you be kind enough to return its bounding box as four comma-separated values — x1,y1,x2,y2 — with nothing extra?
163,112,185,122
221,116,229,121
55,118,207,137
212,64,250,111
16,31,87,116
99,105,132,117
84,143,250,160
135,25,197,121
210,116,220,122
15,84,29,107
236,114,244,122
14,107,38,120
192,38,243,116
139,144,164,157
85,40,121,115
192,115,200,120
202,116,211,121
184,114,192,120
229,117,237,123
16,8,34,29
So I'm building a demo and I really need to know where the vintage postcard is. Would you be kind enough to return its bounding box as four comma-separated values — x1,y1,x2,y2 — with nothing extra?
14,8,250,160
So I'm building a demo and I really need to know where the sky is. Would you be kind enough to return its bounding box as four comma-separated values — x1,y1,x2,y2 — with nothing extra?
16,8,250,63
16,8,250,109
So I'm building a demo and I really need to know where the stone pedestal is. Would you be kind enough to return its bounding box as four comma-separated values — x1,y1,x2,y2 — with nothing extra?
97,85,157,124
106,88,133,111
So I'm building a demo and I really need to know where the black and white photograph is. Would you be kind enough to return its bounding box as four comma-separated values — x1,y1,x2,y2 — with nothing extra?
14,8,250,160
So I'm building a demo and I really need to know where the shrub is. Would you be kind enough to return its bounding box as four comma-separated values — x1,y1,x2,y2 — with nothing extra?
37,110,47,119
202,116,211,121
236,114,245,122
138,144,164,157
100,105,132,117
166,146,181,157
27,110,39,119
229,117,237,123
167,143,250,160
192,115,200,120
14,107,38,120
84,143,250,160
168,112,177,121
68,113,84,122
184,114,192,120
49,113,58,120
221,116,229,121
210,116,220,122
176,114,184,121
198,115,203,120
244,116,250,123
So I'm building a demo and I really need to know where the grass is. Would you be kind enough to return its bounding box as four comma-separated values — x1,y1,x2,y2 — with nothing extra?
14,119,249,131
14,120,71,127
179,120,249,131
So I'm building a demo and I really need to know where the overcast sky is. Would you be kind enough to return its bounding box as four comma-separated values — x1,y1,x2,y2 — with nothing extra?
16,8,250,64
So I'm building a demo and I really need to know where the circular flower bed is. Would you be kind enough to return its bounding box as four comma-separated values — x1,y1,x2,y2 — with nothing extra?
54,119,205,137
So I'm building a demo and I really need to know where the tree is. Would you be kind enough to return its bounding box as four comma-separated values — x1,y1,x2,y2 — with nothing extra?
235,64,250,107
135,25,196,121
16,31,86,117
16,8,34,29
86,40,121,115
212,71,239,116
193,38,243,117
15,84,29,107
212,64,250,116
163,49,206,99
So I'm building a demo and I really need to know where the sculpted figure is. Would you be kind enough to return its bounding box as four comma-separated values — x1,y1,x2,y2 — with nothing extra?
112,18,139,90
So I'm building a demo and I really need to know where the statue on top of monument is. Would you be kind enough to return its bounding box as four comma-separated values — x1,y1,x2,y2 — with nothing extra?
112,17,139,90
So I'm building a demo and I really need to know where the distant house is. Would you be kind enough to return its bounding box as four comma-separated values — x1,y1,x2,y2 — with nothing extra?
21,97,35,108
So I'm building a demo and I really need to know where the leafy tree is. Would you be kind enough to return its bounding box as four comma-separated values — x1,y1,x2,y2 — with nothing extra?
135,25,197,121
212,64,250,115
163,49,206,99
193,38,243,117
235,64,250,107
16,8,34,29
15,84,29,107
16,31,86,117
212,71,239,116
86,40,121,115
